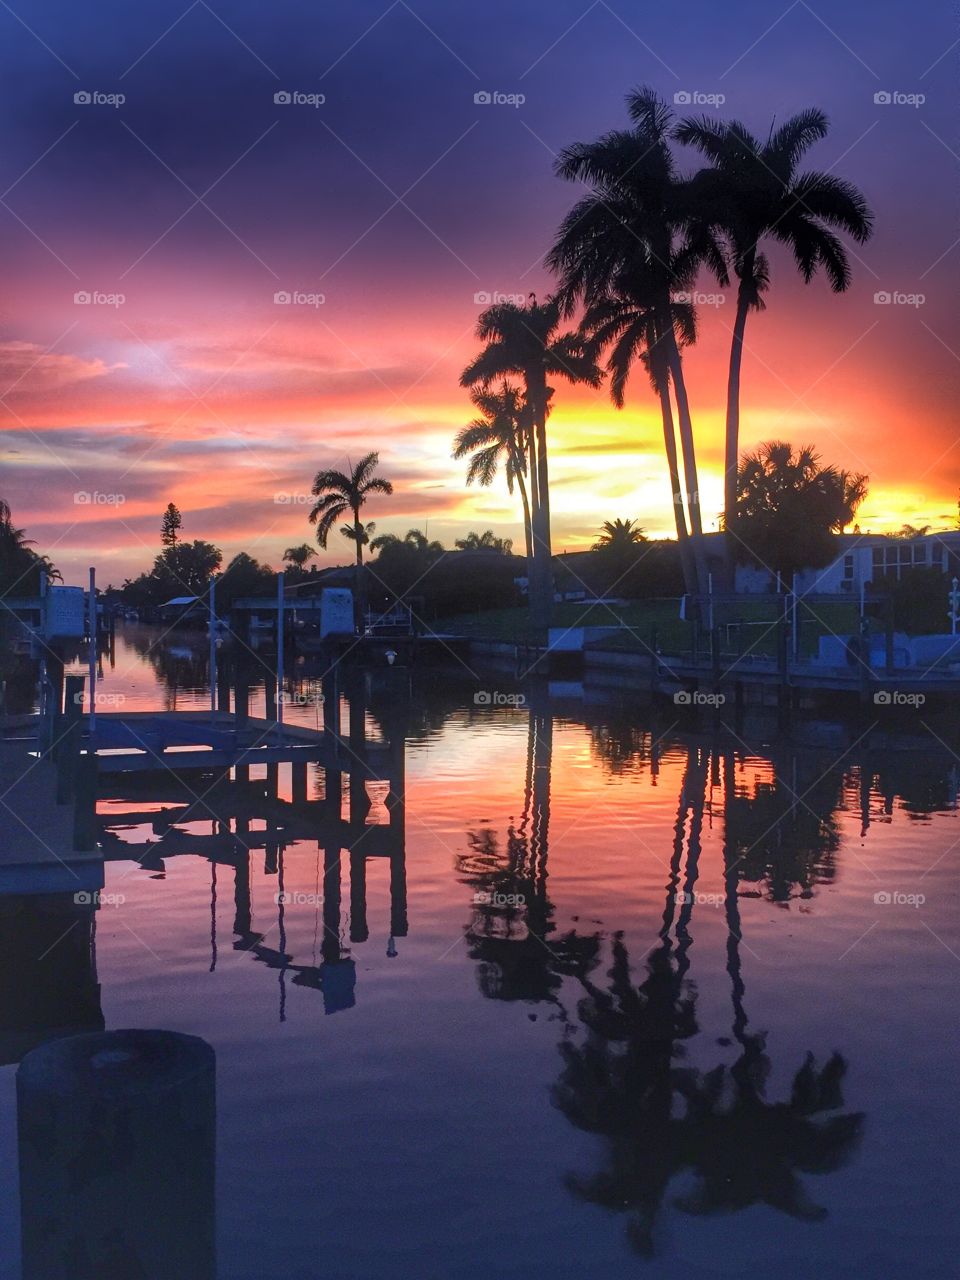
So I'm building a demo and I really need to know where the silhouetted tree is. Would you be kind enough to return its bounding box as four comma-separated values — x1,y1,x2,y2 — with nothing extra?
549,87,728,597
676,108,873,564
454,383,533,560
461,297,600,631
160,502,182,547
309,453,393,567
731,442,867,580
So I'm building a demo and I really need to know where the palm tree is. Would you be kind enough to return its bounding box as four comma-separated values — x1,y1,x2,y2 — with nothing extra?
548,87,728,599
675,109,873,570
460,296,601,631
0,499,60,595
593,518,647,551
579,276,699,593
371,528,444,556
308,452,393,567
282,543,316,573
454,529,513,554
453,383,534,561
341,520,376,556
733,441,868,581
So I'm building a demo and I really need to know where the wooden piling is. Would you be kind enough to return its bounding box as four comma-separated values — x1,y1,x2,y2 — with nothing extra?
55,676,84,804
17,1030,216,1280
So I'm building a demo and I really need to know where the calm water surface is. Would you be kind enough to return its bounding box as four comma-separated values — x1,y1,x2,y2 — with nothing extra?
1,626,958,1279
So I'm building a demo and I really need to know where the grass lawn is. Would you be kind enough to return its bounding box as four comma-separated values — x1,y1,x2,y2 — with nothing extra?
434,597,863,659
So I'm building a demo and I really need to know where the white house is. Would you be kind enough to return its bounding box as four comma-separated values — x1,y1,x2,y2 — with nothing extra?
732,530,960,596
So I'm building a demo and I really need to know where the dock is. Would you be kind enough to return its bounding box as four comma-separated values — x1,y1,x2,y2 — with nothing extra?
0,738,104,896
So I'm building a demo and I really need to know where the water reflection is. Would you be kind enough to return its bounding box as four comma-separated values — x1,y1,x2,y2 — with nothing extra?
30,629,959,1269
457,691,601,1005
96,663,408,1020
455,708,881,1255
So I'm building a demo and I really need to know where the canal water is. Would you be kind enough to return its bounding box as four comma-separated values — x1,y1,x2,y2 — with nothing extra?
1,625,958,1279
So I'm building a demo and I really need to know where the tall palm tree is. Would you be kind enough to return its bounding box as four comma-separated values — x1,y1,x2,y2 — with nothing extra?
453,383,533,561
579,272,699,593
548,87,727,599
675,109,873,570
308,452,393,567
460,296,601,631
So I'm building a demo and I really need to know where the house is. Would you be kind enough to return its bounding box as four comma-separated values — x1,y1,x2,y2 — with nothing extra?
732,530,960,596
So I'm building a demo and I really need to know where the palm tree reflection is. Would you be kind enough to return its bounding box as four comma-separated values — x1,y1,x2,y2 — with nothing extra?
456,694,600,1004
554,747,863,1255
459,715,864,1256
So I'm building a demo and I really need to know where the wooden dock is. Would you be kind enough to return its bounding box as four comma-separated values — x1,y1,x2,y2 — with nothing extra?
0,738,104,896
86,710,392,775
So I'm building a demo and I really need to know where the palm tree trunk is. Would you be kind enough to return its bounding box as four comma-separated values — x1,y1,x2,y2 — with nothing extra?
514,462,533,563
662,321,708,599
724,275,752,586
352,507,364,633
657,383,696,597
526,376,552,636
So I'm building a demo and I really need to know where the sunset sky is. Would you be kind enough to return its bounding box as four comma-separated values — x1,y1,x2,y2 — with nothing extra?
0,0,957,585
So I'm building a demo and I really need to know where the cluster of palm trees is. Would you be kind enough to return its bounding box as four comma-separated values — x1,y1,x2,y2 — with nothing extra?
0,498,60,597
455,87,872,616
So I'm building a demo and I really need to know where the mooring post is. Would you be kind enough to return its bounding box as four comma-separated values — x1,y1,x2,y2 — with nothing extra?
46,653,65,759
276,571,285,739
350,849,368,943
87,567,97,735
234,667,249,727
208,577,217,715
884,593,895,674
322,669,342,820
17,1030,216,1280
73,750,98,852
347,671,369,828
649,626,658,695
291,760,307,804
56,675,85,804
